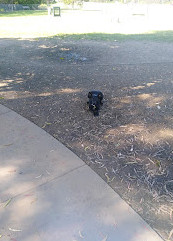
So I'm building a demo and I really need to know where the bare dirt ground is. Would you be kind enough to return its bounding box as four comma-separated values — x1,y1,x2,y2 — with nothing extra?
1,37,173,240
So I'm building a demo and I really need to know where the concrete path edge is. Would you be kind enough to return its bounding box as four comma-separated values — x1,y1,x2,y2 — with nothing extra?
0,104,163,241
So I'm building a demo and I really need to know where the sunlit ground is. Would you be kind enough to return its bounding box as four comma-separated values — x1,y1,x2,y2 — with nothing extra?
1,4,173,39
1,6,173,239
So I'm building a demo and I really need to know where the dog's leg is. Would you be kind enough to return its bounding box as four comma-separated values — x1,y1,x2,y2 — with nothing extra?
94,110,99,116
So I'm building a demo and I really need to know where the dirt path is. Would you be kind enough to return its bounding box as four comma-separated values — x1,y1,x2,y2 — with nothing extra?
1,37,173,240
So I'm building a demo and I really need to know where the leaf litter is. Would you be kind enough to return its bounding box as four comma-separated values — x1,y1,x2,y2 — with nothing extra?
1,39,173,241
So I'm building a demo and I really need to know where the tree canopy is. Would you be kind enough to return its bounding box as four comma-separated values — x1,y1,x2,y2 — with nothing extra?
0,0,42,3
17,0,41,3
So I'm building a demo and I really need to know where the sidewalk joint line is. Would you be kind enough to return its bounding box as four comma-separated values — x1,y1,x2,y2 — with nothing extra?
2,163,86,202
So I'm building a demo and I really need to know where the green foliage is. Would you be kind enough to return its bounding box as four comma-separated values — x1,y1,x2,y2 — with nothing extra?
62,0,83,7
0,0,11,3
0,0,41,3
63,0,74,5
17,0,41,3
0,9,47,16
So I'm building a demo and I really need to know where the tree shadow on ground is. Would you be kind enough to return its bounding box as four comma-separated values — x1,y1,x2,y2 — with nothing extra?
1,154,155,241
0,36,173,240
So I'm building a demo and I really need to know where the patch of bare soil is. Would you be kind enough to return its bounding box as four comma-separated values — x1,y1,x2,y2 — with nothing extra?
1,37,173,240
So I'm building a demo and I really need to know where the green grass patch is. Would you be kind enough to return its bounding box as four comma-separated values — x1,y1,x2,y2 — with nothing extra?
52,31,173,42
0,10,47,17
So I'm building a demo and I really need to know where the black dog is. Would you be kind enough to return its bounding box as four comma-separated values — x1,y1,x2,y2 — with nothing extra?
87,90,103,116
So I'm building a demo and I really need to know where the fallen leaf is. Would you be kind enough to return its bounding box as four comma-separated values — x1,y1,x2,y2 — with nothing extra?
154,159,161,167
101,235,108,241
46,170,50,175
42,122,52,128
130,145,134,152
168,229,173,240
105,173,110,183
35,174,42,178
9,228,22,232
79,230,84,238
46,122,51,125
84,146,90,151
0,143,13,148
4,198,12,208
4,143,13,146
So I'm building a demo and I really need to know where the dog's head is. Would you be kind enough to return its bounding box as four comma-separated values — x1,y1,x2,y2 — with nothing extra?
88,91,103,115
88,91,103,101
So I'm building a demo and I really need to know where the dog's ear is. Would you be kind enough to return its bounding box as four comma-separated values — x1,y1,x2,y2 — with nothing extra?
88,92,92,98
98,93,103,100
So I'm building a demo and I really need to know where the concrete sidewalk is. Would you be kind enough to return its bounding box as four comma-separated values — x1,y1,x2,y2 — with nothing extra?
0,104,163,241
